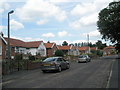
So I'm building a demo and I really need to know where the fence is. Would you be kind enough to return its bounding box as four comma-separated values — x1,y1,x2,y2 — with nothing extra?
2,59,42,75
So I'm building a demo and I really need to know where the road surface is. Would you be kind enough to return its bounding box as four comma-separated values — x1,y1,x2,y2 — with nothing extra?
2,56,117,88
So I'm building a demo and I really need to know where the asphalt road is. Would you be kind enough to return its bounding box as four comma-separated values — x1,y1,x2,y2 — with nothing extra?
2,57,116,88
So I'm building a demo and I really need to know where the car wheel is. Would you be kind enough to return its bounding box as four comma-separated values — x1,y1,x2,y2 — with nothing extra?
42,70,46,73
66,64,70,69
58,66,62,72
77,61,80,63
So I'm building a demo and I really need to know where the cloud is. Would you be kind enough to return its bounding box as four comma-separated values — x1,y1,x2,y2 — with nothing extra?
79,13,98,26
69,21,81,30
15,0,67,22
0,0,10,14
82,30,101,37
71,3,96,16
0,26,7,31
36,19,48,25
10,19,24,30
70,0,114,29
58,31,68,37
69,13,98,29
42,33,55,38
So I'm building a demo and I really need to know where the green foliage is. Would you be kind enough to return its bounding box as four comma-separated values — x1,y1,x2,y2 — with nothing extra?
62,41,68,46
31,59,42,63
29,56,35,60
55,50,64,57
97,1,120,52
95,40,107,49
14,53,23,60
90,50,103,57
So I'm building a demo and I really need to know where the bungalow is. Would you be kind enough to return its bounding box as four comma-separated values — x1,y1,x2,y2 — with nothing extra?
103,46,116,56
0,33,7,60
90,47,98,51
44,42,58,57
78,46,90,54
69,46,80,56
57,46,72,55
1,34,46,59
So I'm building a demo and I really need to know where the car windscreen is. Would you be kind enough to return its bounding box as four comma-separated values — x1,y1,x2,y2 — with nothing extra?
43,58,56,62
79,55,86,58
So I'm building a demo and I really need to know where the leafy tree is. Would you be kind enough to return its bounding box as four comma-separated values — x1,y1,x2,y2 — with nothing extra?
62,41,68,46
97,1,120,52
96,40,107,49
55,50,64,57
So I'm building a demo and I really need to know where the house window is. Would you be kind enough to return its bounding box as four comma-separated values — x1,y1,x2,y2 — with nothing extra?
0,46,2,55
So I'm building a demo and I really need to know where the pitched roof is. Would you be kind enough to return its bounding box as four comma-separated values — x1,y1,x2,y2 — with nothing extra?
4,37,25,47
103,46,115,50
78,46,89,51
90,47,97,50
4,37,43,48
25,41,43,48
44,43,55,48
58,46,71,50
0,35,7,44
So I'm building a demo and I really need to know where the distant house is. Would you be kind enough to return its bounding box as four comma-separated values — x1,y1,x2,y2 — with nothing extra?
103,46,116,56
78,46,90,54
1,34,46,59
0,33,7,60
90,47,98,51
44,42,58,57
58,46,72,55
69,46,80,56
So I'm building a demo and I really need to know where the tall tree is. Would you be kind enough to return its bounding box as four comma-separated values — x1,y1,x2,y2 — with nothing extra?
62,41,68,46
97,1,120,52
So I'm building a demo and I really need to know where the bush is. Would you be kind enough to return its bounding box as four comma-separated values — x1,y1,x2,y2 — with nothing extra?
55,50,64,57
29,56,35,60
14,53,23,60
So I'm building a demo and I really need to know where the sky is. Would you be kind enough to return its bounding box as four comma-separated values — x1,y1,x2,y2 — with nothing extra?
0,0,117,45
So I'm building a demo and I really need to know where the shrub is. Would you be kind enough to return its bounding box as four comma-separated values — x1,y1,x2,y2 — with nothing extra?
55,50,64,57
29,56,35,60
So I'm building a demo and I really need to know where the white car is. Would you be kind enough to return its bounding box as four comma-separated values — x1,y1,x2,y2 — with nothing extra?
77,55,91,63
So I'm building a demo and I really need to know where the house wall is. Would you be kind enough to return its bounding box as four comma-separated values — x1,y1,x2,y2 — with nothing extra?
0,38,2,60
46,45,58,57
2,40,6,60
29,48,37,55
38,42,46,57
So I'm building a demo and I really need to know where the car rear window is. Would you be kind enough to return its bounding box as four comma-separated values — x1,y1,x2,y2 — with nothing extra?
43,58,56,62
79,55,86,58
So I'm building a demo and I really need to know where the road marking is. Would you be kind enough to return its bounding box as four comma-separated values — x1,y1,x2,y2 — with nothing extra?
106,60,114,88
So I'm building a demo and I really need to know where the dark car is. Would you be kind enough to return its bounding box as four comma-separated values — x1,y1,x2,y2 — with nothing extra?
77,55,91,63
41,57,70,72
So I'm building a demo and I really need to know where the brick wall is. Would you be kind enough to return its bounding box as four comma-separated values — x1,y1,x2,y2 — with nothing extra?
47,44,58,57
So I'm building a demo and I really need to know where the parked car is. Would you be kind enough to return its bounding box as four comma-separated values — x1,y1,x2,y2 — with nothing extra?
77,55,91,63
41,57,70,73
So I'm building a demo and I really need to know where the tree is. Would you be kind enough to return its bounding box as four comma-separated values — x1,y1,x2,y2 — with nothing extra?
97,1,120,52
55,50,64,57
62,41,68,46
96,40,107,49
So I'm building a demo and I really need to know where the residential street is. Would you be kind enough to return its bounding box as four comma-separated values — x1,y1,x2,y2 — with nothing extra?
2,56,117,88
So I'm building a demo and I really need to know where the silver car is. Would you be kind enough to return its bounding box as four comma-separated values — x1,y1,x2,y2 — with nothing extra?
77,55,91,63
41,57,70,73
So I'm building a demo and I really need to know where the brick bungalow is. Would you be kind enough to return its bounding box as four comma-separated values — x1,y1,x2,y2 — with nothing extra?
57,46,72,55
78,46,90,54
44,42,58,57
103,46,116,56
1,34,46,60
0,33,7,60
